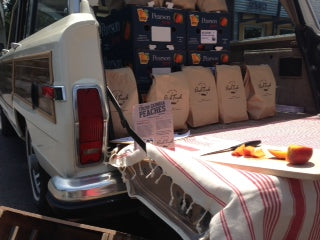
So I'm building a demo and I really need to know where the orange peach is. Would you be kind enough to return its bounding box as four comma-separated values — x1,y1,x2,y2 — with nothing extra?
268,149,287,160
286,145,313,165
242,146,265,158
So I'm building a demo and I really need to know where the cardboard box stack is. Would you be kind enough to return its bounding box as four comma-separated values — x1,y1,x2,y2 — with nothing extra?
99,4,186,94
99,1,231,96
186,10,231,66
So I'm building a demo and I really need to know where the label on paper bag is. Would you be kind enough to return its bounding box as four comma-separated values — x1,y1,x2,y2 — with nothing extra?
133,100,174,150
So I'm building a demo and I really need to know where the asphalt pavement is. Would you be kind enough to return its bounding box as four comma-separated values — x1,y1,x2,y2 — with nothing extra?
0,126,39,213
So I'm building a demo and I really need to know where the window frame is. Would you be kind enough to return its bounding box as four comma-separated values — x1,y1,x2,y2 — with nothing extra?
296,0,320,33
33,0,69,33
306,0,320,30
0,2,6,50
6,0,70,49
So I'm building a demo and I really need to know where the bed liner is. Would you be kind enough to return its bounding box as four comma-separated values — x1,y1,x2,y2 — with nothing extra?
189,112,320,149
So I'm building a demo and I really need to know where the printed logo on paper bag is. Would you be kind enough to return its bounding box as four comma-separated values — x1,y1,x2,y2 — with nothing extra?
191,53,201,64
195,83,211,97
137,9,149,22
113,90,129,106
190,14,199,27
164,89,183,105
138,52,150,64
258,79,272,95
225,81,240,99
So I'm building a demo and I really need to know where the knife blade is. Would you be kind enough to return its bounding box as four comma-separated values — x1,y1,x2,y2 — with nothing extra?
200,140,262,156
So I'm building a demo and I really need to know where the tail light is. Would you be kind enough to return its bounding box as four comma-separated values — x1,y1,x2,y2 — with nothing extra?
76,88,104,164
42,86,55,99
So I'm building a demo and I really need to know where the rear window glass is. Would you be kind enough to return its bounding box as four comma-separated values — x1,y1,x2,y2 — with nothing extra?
35,0,68,32
308,0,320,25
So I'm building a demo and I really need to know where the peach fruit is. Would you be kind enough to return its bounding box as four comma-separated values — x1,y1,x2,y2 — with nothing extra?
286,145,313,165
268,149,287,160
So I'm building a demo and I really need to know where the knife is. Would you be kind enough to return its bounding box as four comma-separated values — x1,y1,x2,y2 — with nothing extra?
200,140,262,156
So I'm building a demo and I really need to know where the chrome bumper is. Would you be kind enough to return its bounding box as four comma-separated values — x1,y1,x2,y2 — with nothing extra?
48,172,127,202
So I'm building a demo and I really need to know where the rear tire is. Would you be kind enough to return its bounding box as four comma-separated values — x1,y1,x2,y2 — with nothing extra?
0,107,14,136
26,128,51,214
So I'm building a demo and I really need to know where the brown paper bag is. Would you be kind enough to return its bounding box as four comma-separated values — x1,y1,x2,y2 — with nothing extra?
183,66,219,127
196,0,228,12
166,0,196,10
244,65,276,119
106,67,139,138
216,65,248,123
147,71,189,131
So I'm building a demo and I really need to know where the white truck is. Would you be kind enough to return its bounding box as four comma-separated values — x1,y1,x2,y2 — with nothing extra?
0,0,138,218
1,0,320,239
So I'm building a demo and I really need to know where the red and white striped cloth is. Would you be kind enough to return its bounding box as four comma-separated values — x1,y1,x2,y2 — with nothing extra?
110,142,320,240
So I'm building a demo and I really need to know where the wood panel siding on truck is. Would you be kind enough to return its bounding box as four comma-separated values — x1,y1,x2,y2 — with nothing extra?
0,60,13,95
0,59,13,107
14,51,56,123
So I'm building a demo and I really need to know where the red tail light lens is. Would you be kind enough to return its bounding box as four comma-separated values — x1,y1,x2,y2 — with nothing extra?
42,86,55,99
77,88,104,164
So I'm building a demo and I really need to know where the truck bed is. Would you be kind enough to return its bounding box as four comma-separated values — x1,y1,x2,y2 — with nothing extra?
189,111,320,149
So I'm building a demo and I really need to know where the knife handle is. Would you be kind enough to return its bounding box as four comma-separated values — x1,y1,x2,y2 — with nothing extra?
230,140,261,150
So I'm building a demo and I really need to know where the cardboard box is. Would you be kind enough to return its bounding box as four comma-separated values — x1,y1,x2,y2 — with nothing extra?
102,49,125,69
0,206,146,240
98,5,187,51
187,50,230,66
132,49,186,94
186,11,231,51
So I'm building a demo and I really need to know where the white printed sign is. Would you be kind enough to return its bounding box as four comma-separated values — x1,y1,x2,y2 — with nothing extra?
133,100,174,150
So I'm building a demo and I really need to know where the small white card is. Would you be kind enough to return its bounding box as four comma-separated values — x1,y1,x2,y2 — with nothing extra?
201,30,217,44
151,26,171,42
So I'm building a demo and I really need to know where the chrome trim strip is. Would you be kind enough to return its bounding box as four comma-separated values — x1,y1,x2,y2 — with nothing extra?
72,84,108,166
54,86,67,101
48,172,126,202
39,84,67,101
